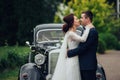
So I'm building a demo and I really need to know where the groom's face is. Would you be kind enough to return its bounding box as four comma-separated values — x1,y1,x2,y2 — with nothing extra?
80,13,88,26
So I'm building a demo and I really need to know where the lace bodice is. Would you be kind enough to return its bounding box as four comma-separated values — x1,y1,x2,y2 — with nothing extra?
66,27,90,50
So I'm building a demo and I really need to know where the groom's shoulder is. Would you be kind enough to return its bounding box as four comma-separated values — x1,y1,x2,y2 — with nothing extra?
90,27,97,32
90,28,98,35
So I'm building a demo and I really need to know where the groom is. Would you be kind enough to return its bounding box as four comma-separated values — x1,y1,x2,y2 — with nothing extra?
67,10,98,80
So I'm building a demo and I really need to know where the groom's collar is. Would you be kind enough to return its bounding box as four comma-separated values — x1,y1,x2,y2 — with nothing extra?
81,25,85,30
85,23,94,28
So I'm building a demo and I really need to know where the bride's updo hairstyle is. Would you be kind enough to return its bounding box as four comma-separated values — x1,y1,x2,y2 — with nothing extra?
62,14,74,33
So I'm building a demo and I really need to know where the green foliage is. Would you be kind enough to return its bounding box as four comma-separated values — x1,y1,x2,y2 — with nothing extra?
0,58,8,72
7,51,26,68
54,0,120,51
99,33,118,49
97,38,106,54
0,46,30,59
0,46,29,72
105,18,120,41
0,0,63,46
54,0,114,31
0,51,28,72
116,41,120,50
54,3,74,23
0,68,19,80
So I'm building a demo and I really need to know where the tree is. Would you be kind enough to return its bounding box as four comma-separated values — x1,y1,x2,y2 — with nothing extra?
54,0,120,50
0,0,63,46
0,0,18,46
15,0,63,45
54,0,115,33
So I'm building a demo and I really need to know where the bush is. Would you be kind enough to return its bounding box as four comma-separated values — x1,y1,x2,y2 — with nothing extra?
0,50,28,72
7,50,28,68
0,58,8,72
7,51,24,68
97,38,106,54
0,46,30,72
116,41,120,50
99,33,118,49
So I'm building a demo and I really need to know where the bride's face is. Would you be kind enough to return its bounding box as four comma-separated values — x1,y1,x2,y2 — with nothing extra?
73,16,80,27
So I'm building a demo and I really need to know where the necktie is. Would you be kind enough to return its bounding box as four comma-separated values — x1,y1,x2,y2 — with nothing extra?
80,26,85,36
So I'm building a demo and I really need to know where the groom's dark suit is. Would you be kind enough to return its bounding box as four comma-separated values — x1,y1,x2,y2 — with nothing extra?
68,27,98,80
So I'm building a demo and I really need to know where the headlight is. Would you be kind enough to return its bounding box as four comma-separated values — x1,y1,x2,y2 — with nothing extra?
34,54,45,65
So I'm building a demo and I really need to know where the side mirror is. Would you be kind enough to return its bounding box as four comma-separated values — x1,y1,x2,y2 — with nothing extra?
26,41,30,46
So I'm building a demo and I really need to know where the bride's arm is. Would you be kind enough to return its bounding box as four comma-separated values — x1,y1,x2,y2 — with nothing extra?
69,27,90,42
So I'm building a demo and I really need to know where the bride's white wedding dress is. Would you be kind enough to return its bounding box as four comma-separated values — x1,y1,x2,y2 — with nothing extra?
51,27,90,80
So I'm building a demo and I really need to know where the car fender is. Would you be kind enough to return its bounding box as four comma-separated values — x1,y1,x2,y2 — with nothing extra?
19,63,41,80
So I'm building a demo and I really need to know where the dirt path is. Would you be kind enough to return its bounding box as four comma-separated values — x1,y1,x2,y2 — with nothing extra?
97,50,120,80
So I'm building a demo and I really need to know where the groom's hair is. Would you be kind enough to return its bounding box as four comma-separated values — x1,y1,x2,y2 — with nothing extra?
82,10,93,22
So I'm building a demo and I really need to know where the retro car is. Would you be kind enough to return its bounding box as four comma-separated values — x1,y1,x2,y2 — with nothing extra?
18,23,106,80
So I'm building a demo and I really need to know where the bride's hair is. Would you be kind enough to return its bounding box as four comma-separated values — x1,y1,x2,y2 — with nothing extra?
62,14,74,33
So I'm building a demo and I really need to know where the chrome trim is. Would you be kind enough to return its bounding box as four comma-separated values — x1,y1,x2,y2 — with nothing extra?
37,40,60,44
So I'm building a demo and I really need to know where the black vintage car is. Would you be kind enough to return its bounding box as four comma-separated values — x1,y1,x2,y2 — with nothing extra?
18,23,106,80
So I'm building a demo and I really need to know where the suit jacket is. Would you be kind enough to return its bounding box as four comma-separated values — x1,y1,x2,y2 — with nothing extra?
68,28,98,70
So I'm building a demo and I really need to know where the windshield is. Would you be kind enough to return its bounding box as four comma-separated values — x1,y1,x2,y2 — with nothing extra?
36,29,64,43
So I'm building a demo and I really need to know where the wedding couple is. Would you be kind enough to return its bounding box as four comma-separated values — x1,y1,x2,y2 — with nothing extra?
52,10,98,80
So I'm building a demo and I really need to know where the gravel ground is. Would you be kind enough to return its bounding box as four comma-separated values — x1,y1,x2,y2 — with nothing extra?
97,50,120,80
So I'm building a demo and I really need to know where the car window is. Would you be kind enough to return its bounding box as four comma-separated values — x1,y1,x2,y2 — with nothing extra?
36,28,81,43
36,29,64,43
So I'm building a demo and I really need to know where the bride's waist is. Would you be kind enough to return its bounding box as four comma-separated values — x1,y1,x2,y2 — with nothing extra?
66,56,78,60
66,56,79,65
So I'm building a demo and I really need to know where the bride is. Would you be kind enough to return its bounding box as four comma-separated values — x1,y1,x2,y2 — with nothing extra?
51,14,90,80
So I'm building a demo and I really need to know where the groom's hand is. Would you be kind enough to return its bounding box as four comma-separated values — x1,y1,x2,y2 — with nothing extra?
67,49,77,58
67,49,70,57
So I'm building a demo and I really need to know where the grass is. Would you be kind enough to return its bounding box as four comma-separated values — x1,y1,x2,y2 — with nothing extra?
0,68,19,80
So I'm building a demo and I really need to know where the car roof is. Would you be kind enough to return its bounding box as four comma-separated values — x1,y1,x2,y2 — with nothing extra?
34,23,63,30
